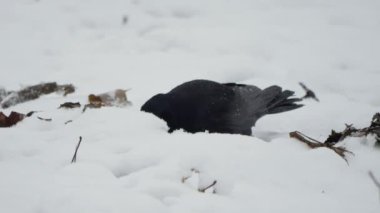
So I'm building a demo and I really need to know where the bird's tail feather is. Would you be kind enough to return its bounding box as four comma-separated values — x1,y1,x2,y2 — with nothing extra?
264,88,303,114
258,86,282,104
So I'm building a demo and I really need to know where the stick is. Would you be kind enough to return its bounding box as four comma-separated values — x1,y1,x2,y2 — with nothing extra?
71,136,83,163
368,171,380,203
198,180,217,193
289,131,353,164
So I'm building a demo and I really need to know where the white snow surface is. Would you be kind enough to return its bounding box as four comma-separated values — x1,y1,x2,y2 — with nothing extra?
1,0,380,212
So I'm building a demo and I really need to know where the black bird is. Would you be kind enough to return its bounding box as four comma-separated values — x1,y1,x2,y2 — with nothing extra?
141,79,303,136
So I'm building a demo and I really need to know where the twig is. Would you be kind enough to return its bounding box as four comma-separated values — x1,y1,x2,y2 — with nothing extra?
198,180,217,193
37,116,52,122
299,82,319,102
368,171,380,203
289,131,353,163
71,136,83,163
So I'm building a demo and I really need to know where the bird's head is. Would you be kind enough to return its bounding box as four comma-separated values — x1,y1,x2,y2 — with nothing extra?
141,93,172,120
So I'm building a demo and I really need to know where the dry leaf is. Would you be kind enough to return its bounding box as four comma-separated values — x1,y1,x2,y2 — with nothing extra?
0,111,26,127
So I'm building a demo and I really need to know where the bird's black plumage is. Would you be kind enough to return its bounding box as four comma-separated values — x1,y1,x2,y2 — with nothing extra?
141,79,303,135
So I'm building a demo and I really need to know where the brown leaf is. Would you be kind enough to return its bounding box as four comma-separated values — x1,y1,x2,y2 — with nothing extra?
0,111,26,127
83,89,131,113
88,94,105,107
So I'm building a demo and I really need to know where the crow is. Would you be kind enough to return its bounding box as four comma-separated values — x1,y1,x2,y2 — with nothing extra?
141,79,303,135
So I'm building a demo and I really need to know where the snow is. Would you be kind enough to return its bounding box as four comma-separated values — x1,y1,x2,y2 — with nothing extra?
1,0,380,212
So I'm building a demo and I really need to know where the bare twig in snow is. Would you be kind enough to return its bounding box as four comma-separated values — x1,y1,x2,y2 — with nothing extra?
289,131,353,163
71,136,83,163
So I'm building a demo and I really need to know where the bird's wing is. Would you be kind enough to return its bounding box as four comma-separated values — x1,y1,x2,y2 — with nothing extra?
223,84,297,129
219,83,267,133
223,83,262,99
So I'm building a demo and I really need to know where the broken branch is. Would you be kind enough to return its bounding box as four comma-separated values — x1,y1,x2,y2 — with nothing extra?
289,131,353,163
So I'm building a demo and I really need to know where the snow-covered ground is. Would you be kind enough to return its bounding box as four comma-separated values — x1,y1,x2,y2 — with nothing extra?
1,0,380,212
